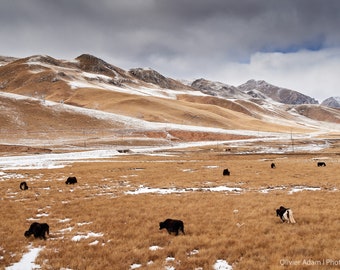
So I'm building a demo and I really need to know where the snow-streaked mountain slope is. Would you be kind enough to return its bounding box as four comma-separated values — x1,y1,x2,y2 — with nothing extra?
237,79,319,105
321,96,340,108
0,54,339,151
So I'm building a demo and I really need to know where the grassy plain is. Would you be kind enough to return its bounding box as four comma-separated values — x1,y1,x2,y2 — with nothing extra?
0,148,340,269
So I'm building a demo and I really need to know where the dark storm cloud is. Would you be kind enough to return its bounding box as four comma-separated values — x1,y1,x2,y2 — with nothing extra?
2,0,339,59
1,0,340,100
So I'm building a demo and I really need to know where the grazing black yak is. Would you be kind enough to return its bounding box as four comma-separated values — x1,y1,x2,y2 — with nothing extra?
223,169,230,176
24,222,50,240
276,206,296,223
271,163,276,169
20,181,28,190
317,162,326,167
159,219,185,236
65,176,77,184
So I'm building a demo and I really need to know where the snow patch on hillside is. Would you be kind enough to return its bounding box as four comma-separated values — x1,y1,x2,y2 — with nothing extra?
68,74,206,100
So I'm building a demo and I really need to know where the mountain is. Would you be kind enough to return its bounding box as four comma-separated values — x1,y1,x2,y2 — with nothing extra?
0,56,18,66
0,54,326,105
129,68,192,90
190,78,320,106
238,79,319,105
191,78,249,99
0,54,339,151
75,54,132,83
321,97,340,108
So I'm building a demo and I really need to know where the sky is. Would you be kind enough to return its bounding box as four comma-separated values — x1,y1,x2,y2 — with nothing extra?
1,0,340,101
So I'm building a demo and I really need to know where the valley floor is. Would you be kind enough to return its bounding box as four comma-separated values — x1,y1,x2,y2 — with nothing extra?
0,137,339,269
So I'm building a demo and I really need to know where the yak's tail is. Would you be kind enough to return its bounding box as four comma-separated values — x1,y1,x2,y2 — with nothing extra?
287,209,296,224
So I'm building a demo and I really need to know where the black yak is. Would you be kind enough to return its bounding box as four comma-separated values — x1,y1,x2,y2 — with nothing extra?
65,176,77,184
20,181,28,190
159,219,185,236
223,169,230,176
276,206,296,223
24,222,50,240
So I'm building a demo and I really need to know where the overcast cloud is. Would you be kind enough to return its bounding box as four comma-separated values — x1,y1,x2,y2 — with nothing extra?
1,0,340,101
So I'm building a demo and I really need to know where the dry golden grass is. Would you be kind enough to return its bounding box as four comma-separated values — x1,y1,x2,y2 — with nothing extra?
0,149,340,269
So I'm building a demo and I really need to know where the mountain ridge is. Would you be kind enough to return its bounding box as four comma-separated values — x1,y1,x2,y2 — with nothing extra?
1,53,336,105
0,53,339,150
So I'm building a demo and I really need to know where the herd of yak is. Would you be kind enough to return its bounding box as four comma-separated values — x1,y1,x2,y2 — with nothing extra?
21,161,326,240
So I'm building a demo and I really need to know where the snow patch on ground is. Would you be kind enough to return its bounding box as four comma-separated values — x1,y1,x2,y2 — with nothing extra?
130,263,142,269
187,249,199,256
5,246,43,270
58,218,72,223
71,232,104,242
149,245,163,251
0,172,25,181
0,149,120,170
288,186,321,194
125,185,323,195
124,185,243,195
59,227,74,233
213,259,233,270
77,222,92,226
125,185,187,195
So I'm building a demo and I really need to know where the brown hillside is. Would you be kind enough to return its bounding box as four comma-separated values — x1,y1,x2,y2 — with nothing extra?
0,94,125,146
178,95,255,117
294,105,340,123
59,87,311,133
1,54,340,149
